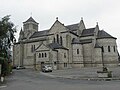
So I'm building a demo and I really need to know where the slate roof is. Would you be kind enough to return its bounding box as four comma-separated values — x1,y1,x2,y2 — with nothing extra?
72,38,92,44
97,30,116,39
66,23,79,31
29,22,116,40
81,28,95,37
48,43,68,50
72,38,81,44
80,39,92,44
23,17,38,24
30,30,49,38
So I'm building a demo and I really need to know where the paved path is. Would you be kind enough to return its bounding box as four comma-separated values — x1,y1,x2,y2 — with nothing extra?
2,68,120,90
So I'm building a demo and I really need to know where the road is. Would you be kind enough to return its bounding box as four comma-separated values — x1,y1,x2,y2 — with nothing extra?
1,69,120,90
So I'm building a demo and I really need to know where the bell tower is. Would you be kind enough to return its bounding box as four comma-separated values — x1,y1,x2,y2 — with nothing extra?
23,17,39,39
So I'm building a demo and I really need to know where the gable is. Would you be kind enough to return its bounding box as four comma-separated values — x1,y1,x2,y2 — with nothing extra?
49,20,68,34
36,43,50,52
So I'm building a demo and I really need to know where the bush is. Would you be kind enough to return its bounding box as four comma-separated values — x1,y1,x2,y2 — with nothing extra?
1,60,12,76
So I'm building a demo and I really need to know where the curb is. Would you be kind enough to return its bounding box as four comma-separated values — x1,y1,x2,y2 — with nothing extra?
53,75,120,81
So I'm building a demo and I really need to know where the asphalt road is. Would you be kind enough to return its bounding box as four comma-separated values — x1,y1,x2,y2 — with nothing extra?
1,69,120,90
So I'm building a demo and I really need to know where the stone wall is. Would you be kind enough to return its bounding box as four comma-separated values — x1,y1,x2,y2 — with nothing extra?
82,43,93,67
97,38,119,66
72,44,84,68
93,48,103,67
57,49,68,69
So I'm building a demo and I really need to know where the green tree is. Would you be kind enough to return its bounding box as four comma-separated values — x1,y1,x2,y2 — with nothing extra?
0,15,16,76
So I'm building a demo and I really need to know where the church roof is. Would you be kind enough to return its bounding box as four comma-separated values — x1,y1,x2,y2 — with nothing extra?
48,43,68,50
97,30,116,39
23,17,38,24
81,28,95,37
72,38,81,44
72,38,92,44
80,39,92,44
29,21,116,40
66,23,79,31
30,30,49,38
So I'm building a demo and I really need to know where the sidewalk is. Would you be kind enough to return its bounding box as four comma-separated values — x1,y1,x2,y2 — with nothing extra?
47,66,120,81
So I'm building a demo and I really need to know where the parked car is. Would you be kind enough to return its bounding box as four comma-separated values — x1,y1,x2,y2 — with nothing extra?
42,65,52,72
16,66,25,70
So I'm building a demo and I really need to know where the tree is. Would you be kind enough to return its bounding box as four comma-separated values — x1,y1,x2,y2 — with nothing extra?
0,15,16,76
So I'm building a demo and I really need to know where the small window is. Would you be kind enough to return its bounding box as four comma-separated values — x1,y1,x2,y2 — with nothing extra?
39,53,41,58
45,53,47,57
113,46,116,52
77,49,79,54
60,36,63,45
53,37,55,43
64,53,66,58
42,53,44,58
57,34,59,44
54,62,57,65
102,46,104,52
64,63,67,67
34,45,35,51
31,45,33,52
108,46,110,52
31,45,35,52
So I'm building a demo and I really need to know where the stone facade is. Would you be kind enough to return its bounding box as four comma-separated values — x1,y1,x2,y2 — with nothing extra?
13,17,119,70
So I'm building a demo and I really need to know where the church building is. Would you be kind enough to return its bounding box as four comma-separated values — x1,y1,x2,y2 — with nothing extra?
13,17,119,70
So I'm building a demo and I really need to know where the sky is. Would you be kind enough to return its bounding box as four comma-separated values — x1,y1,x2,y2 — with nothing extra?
0,0,120,52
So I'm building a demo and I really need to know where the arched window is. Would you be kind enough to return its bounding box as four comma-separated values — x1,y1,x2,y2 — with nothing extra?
39,53,41,58
60,36,63,45
45,53,47,57
57,34,59,44
42,53,44,58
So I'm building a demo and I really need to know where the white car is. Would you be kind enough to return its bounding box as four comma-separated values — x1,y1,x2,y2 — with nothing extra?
42,65,52,72
16,66,25,70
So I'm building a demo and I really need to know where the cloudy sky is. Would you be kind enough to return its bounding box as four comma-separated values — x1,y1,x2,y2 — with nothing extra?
0,0,120,52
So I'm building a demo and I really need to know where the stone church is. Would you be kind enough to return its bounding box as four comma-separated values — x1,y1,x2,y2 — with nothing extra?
13,17,119,70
